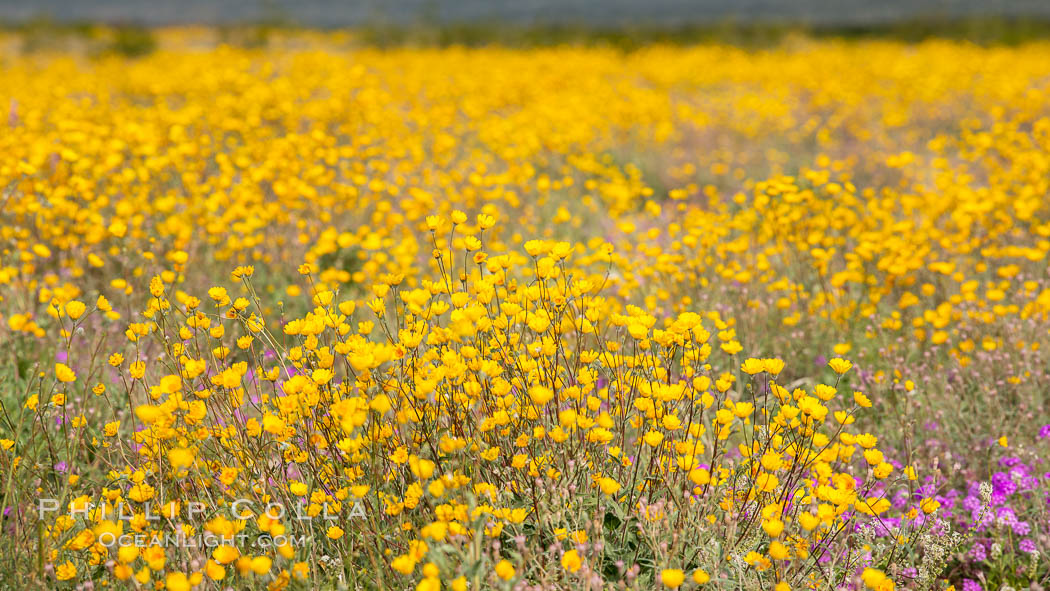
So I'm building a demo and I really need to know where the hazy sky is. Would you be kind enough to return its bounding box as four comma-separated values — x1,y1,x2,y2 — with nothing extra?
2,0,1049,26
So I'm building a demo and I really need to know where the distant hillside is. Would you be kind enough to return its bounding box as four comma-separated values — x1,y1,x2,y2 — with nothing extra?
3,0,1050,27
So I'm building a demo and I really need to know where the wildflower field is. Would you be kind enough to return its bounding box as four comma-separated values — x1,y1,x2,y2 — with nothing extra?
0,29,1048,591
